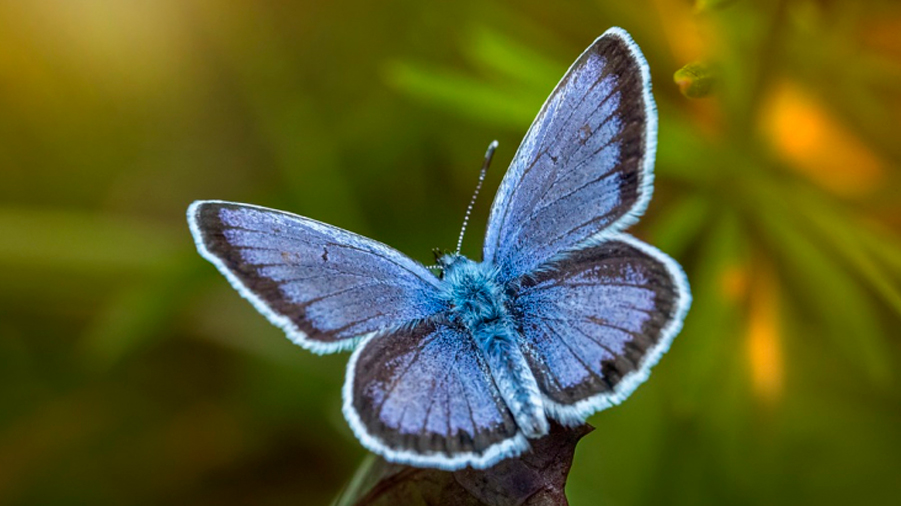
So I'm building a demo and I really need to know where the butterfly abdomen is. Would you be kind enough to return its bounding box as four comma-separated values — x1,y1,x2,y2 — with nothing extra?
440,256,549,439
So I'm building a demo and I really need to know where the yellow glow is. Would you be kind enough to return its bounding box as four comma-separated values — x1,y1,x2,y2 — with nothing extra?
0,1,193,102
760,81,884,197
746,266,784,403
652,0,707,63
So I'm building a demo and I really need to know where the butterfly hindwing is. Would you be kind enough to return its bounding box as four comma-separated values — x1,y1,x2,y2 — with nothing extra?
483,28,657,283
188,200,447,354
344,319,528,470
511,234,690,425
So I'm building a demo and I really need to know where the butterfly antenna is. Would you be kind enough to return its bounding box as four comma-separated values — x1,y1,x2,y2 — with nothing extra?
456,140,498,255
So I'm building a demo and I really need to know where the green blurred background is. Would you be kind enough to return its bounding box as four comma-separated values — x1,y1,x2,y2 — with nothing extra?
2,0,900,504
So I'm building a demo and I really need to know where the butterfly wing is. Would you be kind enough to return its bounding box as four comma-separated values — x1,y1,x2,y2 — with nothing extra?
483,28,657,283
344,318,528,470
511,234,690,425
188,200,447,354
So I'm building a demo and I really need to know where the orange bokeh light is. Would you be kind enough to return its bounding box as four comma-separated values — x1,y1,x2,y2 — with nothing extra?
746,266,784,404
760,81,884,197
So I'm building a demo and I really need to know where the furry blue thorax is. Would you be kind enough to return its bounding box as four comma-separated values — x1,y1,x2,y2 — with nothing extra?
438,254,506,332
437,254,549,438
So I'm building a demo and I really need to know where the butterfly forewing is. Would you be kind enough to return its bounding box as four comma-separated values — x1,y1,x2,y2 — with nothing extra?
188,201,447,354
483,28,656,283
511,235,690,425
344,319,528,470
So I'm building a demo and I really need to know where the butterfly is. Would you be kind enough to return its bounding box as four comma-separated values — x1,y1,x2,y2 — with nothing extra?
188,27,690,470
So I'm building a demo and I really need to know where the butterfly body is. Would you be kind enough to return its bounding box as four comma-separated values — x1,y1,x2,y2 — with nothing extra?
437,253,549,438
189,28,691,470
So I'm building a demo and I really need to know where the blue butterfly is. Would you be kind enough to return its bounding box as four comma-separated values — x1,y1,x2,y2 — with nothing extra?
188,27,690,470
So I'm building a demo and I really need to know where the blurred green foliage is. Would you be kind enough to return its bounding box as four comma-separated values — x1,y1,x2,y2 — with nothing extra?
1,0,900,504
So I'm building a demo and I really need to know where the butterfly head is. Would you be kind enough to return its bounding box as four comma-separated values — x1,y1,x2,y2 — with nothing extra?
433,249,466,274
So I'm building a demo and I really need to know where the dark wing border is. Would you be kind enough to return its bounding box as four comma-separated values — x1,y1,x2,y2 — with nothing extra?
590,27,658,235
